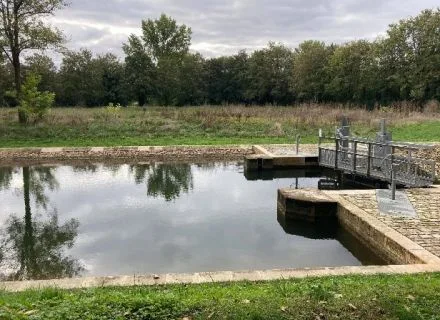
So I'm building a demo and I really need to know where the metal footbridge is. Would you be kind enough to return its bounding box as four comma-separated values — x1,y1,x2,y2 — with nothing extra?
318,120,436,188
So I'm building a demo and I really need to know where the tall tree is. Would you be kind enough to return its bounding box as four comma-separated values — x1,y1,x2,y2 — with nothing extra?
123,35,155,106
24,53,57,93
292,41,335,102
123,14,192,105
379,9,440,102
326,40,380,105
57,50,126,106
176,53,206,106
0,0,67,98
57,49,93,106
204,51,249,105
0,52,13,105
246,43,294,105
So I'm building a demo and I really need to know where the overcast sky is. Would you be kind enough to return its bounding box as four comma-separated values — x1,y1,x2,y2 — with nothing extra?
48,0,438,59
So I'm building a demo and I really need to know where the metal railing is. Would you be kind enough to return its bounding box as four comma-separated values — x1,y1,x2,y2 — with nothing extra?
318,136,436,187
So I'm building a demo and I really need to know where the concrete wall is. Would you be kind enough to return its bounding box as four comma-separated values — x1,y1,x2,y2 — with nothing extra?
336,197,440,265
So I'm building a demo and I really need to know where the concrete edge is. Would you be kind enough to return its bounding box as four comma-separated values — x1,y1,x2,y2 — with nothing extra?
252,145,275,157
331,193,440,266
0,144,254,153
0,145,257,165
1,264,440,292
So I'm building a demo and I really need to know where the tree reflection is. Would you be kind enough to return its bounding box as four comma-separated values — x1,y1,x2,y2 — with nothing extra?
0,166,83,280
130,163,194,201
0,167,15,191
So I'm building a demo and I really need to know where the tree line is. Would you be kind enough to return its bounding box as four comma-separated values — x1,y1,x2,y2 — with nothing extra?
1,8,439,109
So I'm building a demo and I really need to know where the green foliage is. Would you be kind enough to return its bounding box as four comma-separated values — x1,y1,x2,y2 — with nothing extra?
292,40,335,102
123,14,192,106
141,13,192,62
0,0,67,109
57,50,127,107
1,274,440,319
326,40,379,105
204,51,249,105
5,9,440,108
18,74,55,124
379,8,440,102
24,54,57,93
246,43,294,104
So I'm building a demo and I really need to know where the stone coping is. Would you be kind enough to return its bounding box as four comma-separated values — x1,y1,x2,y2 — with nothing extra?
1,264,440,292
331,191,440,265
0,145,257,165
0,144,304,153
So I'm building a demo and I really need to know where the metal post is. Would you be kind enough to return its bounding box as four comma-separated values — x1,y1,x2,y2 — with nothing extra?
335,137,339,170
367,143,372,176
352,141,357,173
296,134,301,155
391,164,397,200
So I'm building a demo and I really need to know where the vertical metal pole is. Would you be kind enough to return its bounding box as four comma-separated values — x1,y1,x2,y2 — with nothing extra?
296,135,301,155
367,143,372,176
335,137,339,170
390,146,395,182
391,164,397,201
352,141,357,173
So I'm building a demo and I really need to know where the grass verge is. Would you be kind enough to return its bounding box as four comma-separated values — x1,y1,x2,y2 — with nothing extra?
1,273,440,319
0,106,439,148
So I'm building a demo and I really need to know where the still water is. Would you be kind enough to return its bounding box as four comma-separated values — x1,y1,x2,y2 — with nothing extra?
0,162,383,281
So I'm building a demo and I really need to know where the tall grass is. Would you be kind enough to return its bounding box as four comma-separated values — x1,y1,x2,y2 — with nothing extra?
0,102,439,147
2,102,437,126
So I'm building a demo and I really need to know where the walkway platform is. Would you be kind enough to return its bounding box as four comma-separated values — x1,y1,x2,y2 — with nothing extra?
245,145,319,170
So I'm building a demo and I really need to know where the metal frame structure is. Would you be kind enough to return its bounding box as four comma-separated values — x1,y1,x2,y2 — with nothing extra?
318,136,436,188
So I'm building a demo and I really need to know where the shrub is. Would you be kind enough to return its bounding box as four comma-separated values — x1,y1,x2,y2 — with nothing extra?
18,73,55,124
424,100,440,114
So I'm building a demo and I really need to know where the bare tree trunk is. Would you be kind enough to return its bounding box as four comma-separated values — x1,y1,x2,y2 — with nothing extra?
13,52,27,123
12,52,21,95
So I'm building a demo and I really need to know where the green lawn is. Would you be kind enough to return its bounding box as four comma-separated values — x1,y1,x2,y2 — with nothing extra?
0,107,439,148
1,274,440,319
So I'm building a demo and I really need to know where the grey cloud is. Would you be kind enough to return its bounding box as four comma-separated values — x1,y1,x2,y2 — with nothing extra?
48,0,438,58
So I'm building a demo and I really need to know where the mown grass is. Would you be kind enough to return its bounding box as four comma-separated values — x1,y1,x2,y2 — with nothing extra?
0,105,439,148
1,273,440,319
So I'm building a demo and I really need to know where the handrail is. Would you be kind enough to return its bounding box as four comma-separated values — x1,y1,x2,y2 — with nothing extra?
320,136,435,150
318,146,433,164
318,146,436,187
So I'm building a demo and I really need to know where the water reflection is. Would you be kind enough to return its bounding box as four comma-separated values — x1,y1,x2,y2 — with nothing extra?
277,211,386,266
130,163,193,201
0,167,82,280
0,162,385,280
0,167,15,190
277,211,338,239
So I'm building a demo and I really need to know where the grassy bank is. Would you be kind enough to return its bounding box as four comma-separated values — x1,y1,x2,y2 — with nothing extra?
1,273,440,319
1,105,439,148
